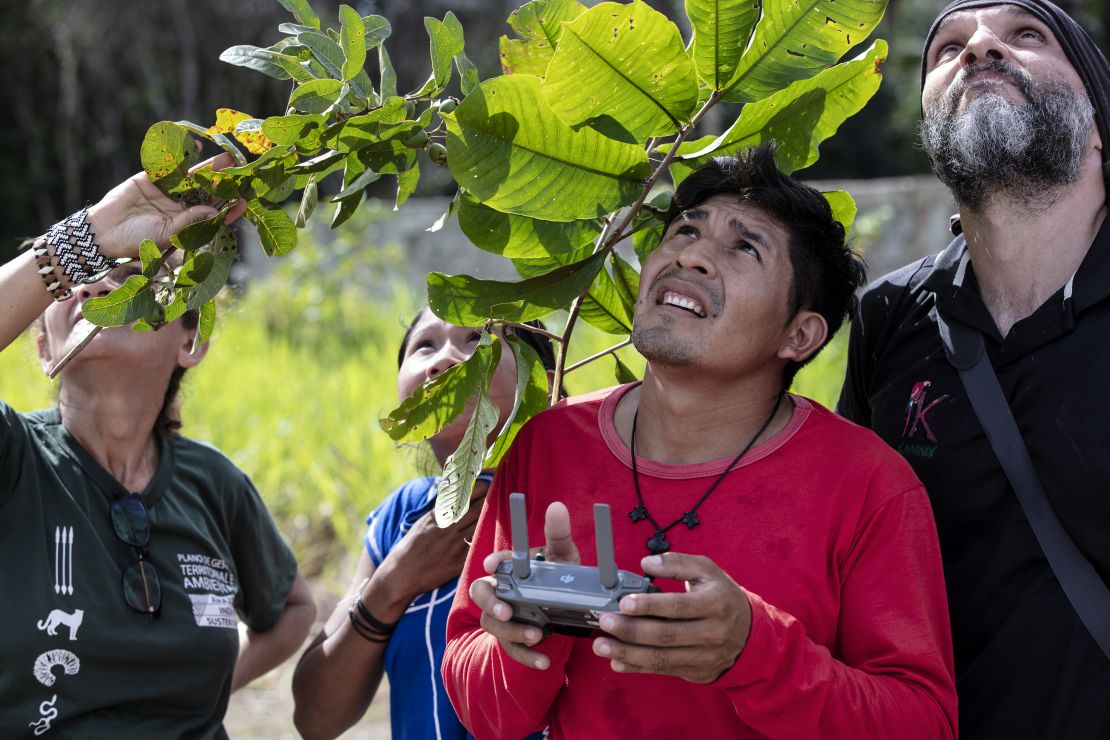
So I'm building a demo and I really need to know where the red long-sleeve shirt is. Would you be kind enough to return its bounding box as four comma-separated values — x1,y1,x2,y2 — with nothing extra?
444,387,957,739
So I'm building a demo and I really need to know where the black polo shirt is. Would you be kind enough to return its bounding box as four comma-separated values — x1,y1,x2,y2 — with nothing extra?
838,219,1110,739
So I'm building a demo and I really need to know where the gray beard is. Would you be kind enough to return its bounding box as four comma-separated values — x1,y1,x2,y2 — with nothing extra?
920,61,1094,212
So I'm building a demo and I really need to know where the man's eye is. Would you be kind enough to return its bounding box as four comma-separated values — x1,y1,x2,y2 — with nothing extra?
675,225,698,238
466,332,482,343
935,42,961,61
413,340,435,351
1016,28,1044,43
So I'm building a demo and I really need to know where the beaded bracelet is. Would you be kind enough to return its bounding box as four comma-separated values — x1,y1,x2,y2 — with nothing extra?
32,206,119,301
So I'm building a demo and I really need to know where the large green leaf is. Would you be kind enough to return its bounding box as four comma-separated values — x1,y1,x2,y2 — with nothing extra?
185,226,236,310
457,196,602,259
428,249,607,325
444,75,650,222
379,334,500,443
580,267,634,334
192,299,216,355
419,14,465,97
298,30,345,79
247,200,297,256
613,353,640,384
485,335,551,468
436,384,500,527
262,114,325,146
289,79,345,114
512,241,595,278
685,0,760,89
443,12,480,96
724,0,887,103
499,0,587,77
543,1,698,140
670,40,887,179
82,276,159,327
379,44,398,98
140,122,197,189
339,4,367,80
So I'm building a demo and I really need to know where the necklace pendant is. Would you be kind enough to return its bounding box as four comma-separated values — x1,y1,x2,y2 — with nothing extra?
681,511,699,529
629,505,648,523
646,531,670,555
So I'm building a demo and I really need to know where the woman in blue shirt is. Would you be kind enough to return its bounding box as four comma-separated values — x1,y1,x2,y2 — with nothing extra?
293,308,555,739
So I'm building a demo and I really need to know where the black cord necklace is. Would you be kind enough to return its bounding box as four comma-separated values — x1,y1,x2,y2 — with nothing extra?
630,392,785,555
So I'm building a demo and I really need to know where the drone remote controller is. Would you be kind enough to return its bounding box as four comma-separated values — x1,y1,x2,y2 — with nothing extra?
494,492,659,637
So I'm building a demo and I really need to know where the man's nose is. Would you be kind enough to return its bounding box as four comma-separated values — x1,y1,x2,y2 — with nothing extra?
674,238,717,278
962,25,1006,68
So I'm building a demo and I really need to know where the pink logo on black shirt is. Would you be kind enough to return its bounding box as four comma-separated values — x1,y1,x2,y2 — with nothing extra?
902,381,948,445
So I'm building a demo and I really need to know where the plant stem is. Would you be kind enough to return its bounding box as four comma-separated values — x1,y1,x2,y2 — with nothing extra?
550,294,584,405
564,337,633,375
502,321,563,343
604,90,723,250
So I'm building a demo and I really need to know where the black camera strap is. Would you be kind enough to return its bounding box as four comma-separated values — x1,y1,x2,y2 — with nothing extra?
937,310,1110,661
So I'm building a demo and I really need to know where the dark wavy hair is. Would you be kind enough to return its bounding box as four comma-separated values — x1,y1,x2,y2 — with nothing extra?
663,144,867,388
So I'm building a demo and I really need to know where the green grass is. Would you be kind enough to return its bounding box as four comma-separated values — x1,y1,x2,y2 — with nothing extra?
0,245,847,581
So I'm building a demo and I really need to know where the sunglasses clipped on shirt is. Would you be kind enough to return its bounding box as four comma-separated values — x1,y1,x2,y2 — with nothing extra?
109,493,162,620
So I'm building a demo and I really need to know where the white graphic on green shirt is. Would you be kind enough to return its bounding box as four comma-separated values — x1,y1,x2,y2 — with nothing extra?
28,694,58,736
178,552,238,629
36,608,84,641
53,527,74,595
33,649,80,687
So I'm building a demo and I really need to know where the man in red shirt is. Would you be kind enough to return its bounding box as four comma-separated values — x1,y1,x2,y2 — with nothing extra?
443,145,957,739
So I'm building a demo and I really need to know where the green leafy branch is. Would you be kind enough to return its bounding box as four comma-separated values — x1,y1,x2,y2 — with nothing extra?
84,0,889,525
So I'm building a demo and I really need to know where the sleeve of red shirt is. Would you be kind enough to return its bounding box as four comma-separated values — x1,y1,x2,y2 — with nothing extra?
442,452,574,739
716,484,957,738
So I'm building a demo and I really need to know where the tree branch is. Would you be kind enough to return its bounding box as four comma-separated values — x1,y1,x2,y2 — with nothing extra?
563,337,634,375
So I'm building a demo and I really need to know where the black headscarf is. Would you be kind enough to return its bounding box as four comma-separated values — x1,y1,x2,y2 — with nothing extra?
920,0,1110,184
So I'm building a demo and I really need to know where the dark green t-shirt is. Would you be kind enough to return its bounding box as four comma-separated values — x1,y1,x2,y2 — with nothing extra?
0,403,298,739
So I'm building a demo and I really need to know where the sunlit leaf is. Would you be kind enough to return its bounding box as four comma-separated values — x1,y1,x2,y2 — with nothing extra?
339,4,367,80
543,1,698,139
277,0,320,30
289,79,345,114
499,0,587,77
436,385,500,527
82,276,158,327
428,249,607,325
363,15,392,48
191,299,216,355
724,0,887,103
580,268,633,334
298,31,345,79
247,200,297,257
263,114,325,146
485,335,551,467
140,121,197,189
420,14,465,97
296,175,318,227
185,226,236,310
613,352,640,384
685,0,760,90
823,189,857,232
379,334,499,443
671,41,887,176
138,239,162,278
379,44,398,99
457,195,601,259
396,162,420,209
444,75,650,222
219,45,293,80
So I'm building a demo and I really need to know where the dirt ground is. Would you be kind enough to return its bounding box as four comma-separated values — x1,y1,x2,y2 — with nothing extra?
223,586,392,739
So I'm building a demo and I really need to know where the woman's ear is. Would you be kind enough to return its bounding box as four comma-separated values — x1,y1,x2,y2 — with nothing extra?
776,310,828,365
177,330,209,369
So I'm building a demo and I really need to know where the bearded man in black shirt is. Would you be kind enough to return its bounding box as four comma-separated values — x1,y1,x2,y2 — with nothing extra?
838,0,1110,737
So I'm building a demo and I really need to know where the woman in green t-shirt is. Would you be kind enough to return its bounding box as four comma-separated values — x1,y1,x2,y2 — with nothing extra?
0,156,316,738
